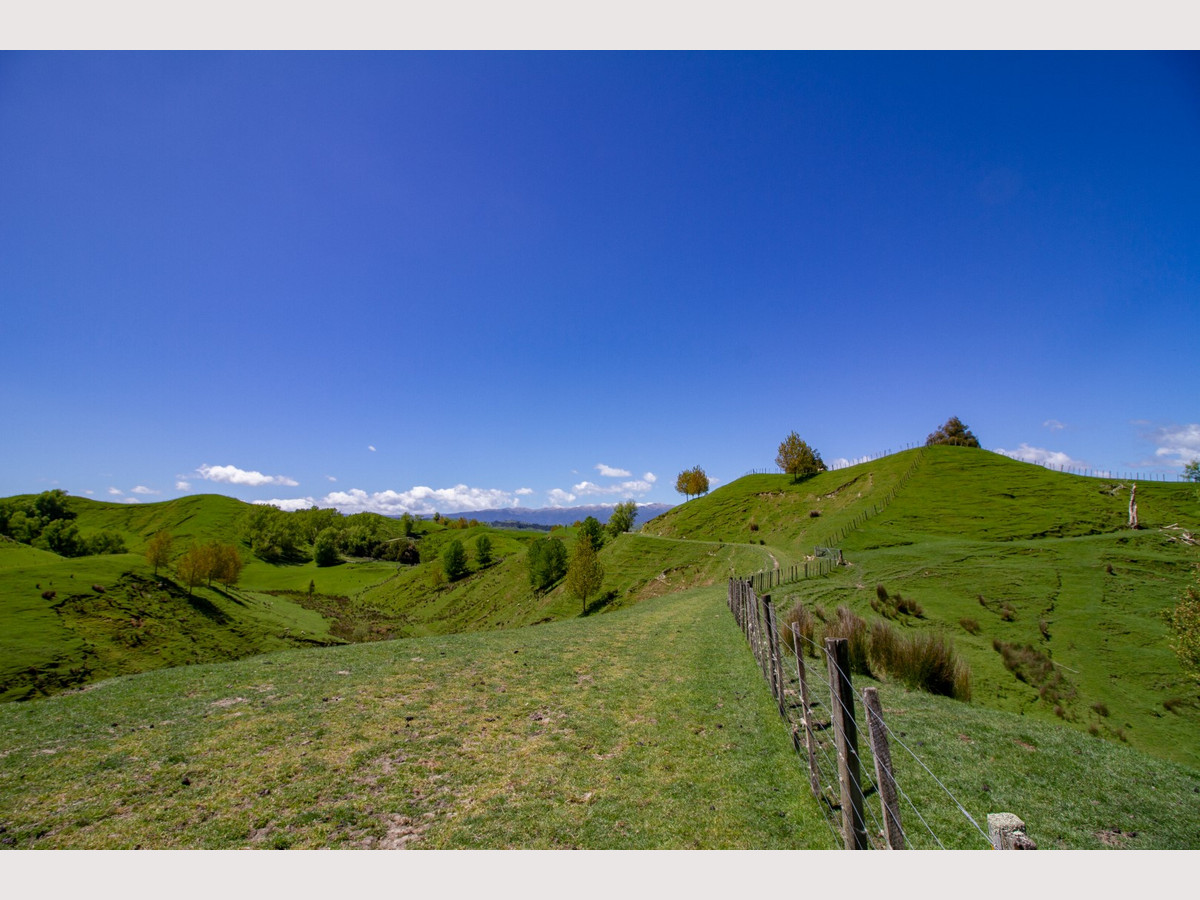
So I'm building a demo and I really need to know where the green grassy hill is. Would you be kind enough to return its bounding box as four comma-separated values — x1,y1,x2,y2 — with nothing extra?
648,447,1200,769
0,494,767,701
1,449,1197,848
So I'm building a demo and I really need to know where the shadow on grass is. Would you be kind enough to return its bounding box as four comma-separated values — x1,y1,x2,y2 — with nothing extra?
581,591,619,617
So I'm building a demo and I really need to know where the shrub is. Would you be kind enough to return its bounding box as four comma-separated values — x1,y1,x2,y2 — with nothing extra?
876,584,889,603
809,510,821,518
1091,701,1110,717
748,519,759,532
959,617,981,635
999,603,1016,622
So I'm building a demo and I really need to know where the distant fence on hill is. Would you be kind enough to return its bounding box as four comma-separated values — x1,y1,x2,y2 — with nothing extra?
726,576,1034,850
745,445,1192,483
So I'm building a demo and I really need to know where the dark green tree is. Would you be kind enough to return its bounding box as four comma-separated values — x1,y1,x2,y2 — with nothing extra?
313,527,341,567
925,416,981,448
527,536,568,593
442,539,469,581
475,534,494,567
578,516,604,551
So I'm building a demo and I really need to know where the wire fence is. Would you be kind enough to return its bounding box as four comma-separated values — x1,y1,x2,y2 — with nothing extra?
727,576,1007,850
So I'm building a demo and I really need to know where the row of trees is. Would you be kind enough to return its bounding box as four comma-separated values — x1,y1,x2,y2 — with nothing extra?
143,529,243,595
238,505,420,567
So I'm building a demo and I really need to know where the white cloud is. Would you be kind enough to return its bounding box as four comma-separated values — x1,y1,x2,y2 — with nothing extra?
107,487,123,496
572,476,656,497
368,445,376,452
1043,419,1067,431
131,485,159,495
515,487,534,496
317,485,519,516
256,497,319,512
596,463,632,478
196,464,299,487
326,475,337,482
121,497,141,505
175,480,191,491
643,472,657,484
995,443,1086,468
546,489,577,507
1148,423,1200,466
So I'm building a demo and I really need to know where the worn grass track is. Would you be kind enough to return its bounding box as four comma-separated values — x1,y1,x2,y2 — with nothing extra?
0,585,835,849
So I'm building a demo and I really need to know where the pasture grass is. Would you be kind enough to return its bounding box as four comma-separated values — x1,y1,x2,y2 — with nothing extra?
0,586,835,849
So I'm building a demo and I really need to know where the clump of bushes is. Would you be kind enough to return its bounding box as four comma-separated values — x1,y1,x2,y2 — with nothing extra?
959,617,981,635
785,600,971,701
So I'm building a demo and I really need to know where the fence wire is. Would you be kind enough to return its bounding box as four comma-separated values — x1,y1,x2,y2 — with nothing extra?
727,577,994,850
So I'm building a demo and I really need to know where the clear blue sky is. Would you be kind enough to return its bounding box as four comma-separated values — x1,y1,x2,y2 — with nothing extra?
2,51,1197,514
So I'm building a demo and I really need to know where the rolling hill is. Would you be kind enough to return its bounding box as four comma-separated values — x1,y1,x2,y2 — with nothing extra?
1,447,1197,848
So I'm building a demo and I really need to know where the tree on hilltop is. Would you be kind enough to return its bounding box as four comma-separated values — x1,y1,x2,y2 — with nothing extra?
675,466,710,501
926,416,980,448
776,431,826,482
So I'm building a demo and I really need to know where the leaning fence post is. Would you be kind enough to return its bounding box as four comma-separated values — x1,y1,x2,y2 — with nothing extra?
862,687,904,849
793,625,822,799
826,637,869,850
987,813,1036,850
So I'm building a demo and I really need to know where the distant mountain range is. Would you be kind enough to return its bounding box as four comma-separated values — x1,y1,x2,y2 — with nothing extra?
420,503,676,530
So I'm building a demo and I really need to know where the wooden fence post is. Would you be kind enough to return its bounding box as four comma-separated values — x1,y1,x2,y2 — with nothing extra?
987,813,1036,850
862,687,904,849
793,626,822,799
763,594,785,716
826,637,869,850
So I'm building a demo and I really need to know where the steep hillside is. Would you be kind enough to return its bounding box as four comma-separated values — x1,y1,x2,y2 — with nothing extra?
647,448,1200,769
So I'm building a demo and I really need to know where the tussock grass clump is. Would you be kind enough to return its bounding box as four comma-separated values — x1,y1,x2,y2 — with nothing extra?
826,605,872,676
959,617,981,635
784,601,970,701
870,584,924,619
993,639,1076,707
782,602,817,657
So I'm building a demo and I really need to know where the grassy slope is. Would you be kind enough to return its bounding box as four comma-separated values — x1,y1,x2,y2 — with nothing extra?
647,447,1200,770
0,586,836,849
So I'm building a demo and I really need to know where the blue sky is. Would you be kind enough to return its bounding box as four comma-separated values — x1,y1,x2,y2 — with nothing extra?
2,51,1197,514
